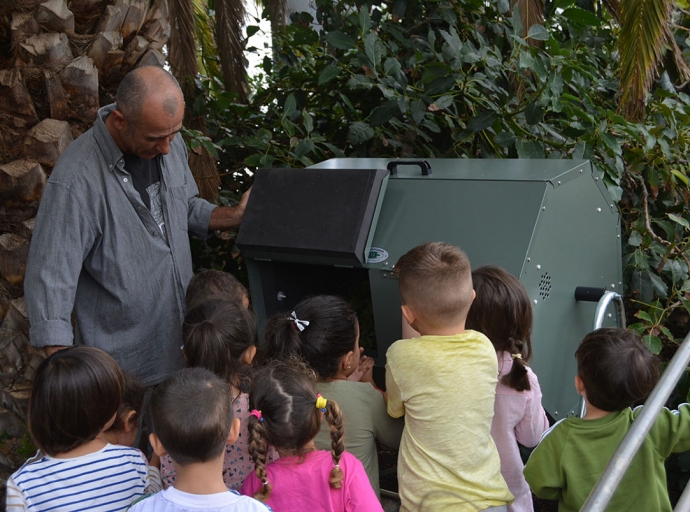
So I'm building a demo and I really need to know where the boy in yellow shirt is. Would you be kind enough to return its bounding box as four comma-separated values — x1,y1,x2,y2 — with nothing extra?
386,242,513,511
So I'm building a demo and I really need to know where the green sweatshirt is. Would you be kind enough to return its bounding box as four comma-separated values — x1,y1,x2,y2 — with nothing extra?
523,405,690,512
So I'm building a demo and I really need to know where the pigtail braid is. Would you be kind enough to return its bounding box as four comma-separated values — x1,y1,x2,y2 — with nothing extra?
324,399,345,488
247,416,272,501
502,338,531,392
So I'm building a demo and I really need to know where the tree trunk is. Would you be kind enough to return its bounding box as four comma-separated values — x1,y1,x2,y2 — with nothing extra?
0,2,173,474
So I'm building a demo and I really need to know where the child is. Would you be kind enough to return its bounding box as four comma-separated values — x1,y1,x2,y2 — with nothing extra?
264,295,403,498
239,359,383,511
186,268,250,310
386,242,513,511
5,347,161,510
104,370,146,447
524,327,690,511
466,266,549,512
129,368,272,511
161,299,277,490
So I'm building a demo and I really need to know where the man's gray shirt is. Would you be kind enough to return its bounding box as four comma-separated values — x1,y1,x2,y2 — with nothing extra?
24,104,216,386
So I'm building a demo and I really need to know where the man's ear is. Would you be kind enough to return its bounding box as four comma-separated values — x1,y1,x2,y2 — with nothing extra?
149,433,168,458
227,418,241,445
401,304,416,327
109,108,127,131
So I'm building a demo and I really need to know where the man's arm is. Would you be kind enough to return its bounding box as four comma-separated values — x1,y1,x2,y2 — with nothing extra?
208,187,252,231
25,182,96,351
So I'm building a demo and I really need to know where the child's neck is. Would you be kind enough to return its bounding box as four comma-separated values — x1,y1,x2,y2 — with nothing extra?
174,456,229,495
53,435,108,459
417,322,467,336
582,399,612,420
277,439,317,459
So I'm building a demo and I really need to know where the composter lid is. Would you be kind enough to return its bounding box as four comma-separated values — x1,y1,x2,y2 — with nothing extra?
237,167,389,267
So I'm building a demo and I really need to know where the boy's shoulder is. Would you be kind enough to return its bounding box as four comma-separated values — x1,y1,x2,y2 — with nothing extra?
386,331,494,363
128,487,273,512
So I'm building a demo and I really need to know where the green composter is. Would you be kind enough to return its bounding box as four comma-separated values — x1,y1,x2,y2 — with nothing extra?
236,158,622,421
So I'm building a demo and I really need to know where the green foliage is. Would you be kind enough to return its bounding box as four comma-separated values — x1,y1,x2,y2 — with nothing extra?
191,0,690,352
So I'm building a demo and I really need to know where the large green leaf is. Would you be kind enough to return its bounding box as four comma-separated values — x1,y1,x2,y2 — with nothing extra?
467,110,497,131
349,122,375,144
325,31,357,50
318,65,341,85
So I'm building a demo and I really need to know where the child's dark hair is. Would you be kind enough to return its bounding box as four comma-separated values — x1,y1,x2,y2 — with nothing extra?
186,268,249,311
247,358,345,502
260,295,357,379
576,328,660,412
29,346,124,457
106,370,145,434
182,299,256,391
466,266,533,391
394,242,474,329
150,367,234,465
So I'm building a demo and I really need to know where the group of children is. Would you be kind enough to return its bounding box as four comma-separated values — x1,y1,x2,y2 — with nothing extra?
5,242,687,511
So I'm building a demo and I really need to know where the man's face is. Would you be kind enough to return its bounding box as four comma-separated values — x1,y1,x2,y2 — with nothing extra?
119,97,184,160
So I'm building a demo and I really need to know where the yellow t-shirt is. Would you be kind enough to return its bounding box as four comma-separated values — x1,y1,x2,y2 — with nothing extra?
386,331,513,511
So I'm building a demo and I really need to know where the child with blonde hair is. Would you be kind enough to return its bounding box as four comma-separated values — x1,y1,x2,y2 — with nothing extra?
466,266,548,512
387,242,513,511
240,359,383,511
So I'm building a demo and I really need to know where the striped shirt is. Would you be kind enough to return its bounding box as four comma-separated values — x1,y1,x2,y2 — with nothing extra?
6,444,161,511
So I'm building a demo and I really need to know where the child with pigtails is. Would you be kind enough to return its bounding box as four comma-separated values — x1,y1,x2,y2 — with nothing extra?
239,359,383,512
259,295,403,498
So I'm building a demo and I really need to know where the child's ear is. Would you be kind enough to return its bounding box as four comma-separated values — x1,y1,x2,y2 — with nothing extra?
123,410,138,433
149,433,168,458
242,345,257,366
401,304,416,327
575,375,586,396
341,350,354,370
472,289,477,301
227,418,241,445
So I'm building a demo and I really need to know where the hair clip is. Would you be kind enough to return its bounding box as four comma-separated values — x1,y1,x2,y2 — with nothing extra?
511,353,523,359
289,311,310,332
316,393,328,412
249,409,264,422
260,477,269,486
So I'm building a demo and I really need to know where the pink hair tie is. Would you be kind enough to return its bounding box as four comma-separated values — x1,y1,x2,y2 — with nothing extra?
249,409,264,422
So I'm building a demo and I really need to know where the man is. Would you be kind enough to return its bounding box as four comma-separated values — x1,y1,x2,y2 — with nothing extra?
24,66,249,387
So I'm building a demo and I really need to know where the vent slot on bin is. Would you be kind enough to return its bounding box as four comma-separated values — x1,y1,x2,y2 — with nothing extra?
237,168,389,267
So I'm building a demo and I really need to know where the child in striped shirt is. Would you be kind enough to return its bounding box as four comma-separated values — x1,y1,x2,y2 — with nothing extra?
6,347,161,511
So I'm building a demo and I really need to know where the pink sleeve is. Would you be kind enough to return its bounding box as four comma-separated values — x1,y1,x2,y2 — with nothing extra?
240,472,261,498
343,453,384,512
514,368,549,448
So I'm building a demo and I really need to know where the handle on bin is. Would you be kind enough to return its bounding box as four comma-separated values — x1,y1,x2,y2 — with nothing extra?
387,160,432,176
575,287,607,302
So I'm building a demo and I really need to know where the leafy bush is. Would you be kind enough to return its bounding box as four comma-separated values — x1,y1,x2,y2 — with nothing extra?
190,0,690,360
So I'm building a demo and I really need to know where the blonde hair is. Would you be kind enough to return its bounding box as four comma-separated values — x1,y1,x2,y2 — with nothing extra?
395,242,474,328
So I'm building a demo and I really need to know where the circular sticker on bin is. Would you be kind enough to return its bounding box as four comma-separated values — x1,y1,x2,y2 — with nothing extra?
367,247,389,264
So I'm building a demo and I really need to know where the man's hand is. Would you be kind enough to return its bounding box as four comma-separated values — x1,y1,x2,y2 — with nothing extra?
208,187,252,231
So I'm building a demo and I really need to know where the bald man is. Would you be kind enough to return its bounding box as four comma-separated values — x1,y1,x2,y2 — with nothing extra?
24,67,248,386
